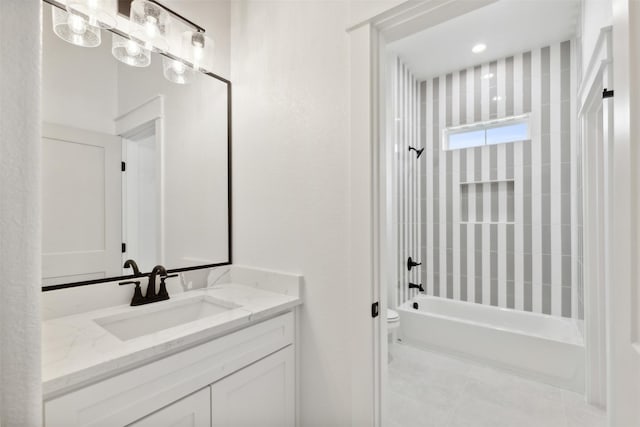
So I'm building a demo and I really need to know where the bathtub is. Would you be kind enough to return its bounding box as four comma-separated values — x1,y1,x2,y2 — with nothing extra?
397,295,585,392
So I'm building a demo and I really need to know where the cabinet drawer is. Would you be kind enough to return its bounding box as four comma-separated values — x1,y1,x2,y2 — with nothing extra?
45,311,294,427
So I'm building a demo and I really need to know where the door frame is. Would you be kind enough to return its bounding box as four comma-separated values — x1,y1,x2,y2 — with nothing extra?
606,0,640,425
578,25,612,408
115,95,166,267
347,2,498,425
347,0,640,425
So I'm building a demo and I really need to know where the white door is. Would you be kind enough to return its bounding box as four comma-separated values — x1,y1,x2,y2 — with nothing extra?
210,346,295,427
129,388,210,427
42,122,121,285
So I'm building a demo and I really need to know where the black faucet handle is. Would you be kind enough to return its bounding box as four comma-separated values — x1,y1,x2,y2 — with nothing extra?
119,280,145,306
157,275,177,300
119,280,141,286
407,257,422,271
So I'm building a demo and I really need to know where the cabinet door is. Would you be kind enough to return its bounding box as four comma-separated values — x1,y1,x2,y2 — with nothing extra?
211,346,294,427
130,388,210,427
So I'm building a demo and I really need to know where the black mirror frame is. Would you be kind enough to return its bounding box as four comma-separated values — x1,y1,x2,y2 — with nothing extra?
41,0,232,292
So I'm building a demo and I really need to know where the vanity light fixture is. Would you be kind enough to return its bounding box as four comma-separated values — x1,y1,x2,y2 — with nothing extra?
482,72,494,80
47,0,217,81
66,0,118,29
472,43,487,54
52,7,102,48
129,0,169,53
112,33,151,67
162,57,193,84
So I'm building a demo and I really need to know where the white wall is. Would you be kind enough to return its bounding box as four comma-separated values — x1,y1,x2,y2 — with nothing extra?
230,1,352,424
0,0,42,424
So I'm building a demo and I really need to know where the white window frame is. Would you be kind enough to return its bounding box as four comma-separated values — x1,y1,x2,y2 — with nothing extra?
442,113,532,151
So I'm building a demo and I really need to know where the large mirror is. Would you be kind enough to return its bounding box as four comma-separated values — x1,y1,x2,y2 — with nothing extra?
41,2,231,289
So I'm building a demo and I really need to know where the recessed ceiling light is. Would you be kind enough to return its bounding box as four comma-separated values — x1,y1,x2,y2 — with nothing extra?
472,43,487,54
482,73,494,80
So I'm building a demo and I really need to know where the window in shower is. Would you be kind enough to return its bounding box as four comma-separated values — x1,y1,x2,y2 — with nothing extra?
442,113,531,151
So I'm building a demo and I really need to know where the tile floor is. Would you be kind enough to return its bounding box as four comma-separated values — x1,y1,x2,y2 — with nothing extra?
386,343,606,427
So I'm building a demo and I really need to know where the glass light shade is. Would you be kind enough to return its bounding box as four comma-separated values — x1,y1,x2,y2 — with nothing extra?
66,0,117,29
112,33,151,67
162,57,193,85
181,31,214,72
52,7,101,48
129,0,169,53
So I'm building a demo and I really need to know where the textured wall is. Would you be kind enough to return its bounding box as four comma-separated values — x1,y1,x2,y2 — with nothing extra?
417,40,580,318
0,0,42,424
230,1,352,425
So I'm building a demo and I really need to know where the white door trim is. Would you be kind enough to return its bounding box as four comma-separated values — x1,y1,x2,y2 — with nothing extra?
580,31,612,405
607,0,640,425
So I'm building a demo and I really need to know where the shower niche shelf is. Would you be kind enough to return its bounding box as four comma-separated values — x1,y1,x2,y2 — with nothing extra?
460,179,515,224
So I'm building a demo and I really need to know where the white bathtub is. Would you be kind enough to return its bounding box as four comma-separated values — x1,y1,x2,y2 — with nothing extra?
397,295,585,392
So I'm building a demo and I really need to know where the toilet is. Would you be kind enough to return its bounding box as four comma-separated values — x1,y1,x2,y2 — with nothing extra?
387,309,400,362
387,308,400,332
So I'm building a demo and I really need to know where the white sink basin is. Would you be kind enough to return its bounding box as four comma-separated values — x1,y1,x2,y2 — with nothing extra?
94,296,240,341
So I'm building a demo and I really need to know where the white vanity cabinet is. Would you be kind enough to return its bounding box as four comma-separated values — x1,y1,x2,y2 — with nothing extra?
44,312,296,427
129,346,295,427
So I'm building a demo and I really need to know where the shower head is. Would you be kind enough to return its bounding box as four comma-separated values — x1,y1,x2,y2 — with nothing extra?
408,146,425,159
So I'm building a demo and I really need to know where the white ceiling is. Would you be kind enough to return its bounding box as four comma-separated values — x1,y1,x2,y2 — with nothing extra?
387,0,581,80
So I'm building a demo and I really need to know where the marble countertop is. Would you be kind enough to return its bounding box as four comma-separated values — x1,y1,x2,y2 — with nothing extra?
42,283,301,399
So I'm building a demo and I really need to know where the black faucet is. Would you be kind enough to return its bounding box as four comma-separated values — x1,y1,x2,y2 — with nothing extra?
409,282,424,292
123,259,141,276
119,264,177,306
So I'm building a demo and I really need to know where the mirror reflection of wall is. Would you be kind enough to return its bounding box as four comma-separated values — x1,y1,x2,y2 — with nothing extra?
41,4,229,287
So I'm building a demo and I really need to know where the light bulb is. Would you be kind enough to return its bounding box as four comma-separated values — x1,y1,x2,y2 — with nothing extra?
125,40,141,56
162,56,193,84
191,33,204,69
183,31,213,72
172,60,186,75
145,16,158,38
86,0,98,25
68,14,87,35
112,33,151,67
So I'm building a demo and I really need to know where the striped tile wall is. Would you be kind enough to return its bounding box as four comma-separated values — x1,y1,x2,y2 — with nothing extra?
394,58,422,305
414,40,580,319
